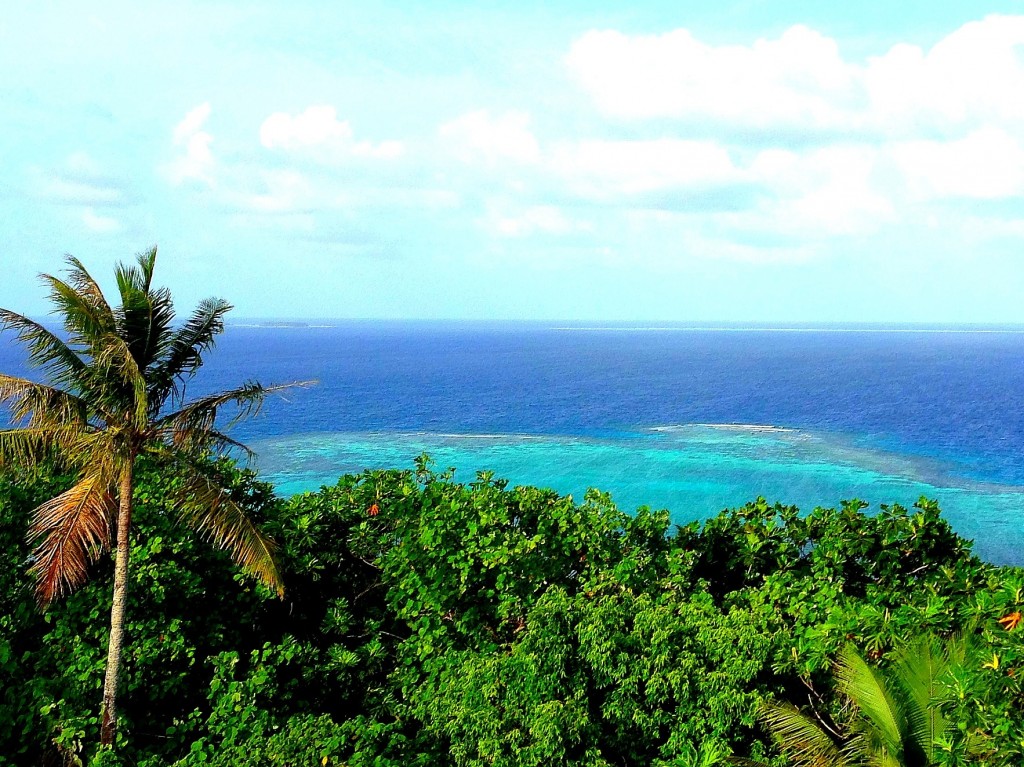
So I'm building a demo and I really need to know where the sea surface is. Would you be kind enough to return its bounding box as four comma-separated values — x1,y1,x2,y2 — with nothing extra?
3,321,1024,564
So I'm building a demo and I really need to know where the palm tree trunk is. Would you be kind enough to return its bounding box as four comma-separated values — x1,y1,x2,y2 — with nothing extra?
100,460,134,747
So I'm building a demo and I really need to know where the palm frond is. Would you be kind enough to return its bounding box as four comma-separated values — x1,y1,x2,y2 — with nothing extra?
157,381,268,438
835,646,906,765
857,745,904,767
0,373,90,427
194,428,257,461
205,429,256,461
43,259,115,343
138,286,175,369
136,246,157,290
156,381,311,441
28,472,116,605
114,247,158,295
145,426,257,463
91,335,148,428
64,255,116,320
0,426,86,470
115,247,176,372
891,634,964,764
0,428,51,468
168,462,282,596
147,297,232,411
760,701,848,767
0,310,90,391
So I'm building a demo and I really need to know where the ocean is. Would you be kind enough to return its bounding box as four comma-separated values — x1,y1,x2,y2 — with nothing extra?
3,321,1024,564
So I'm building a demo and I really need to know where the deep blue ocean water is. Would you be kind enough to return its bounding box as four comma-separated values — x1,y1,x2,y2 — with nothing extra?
3,321,1024,564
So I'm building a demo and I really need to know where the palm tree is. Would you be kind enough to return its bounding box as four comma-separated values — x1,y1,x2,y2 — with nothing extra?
0,248,297,747
759,634,968,767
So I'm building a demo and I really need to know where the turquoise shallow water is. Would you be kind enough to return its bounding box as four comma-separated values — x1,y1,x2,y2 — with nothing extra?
252,424,1024,565
9,323,1022,564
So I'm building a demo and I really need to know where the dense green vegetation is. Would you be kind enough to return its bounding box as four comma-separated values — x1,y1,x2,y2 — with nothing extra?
2,455,1022,765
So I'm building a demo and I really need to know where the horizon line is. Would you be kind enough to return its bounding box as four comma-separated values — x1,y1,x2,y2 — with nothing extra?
224,317,1024,332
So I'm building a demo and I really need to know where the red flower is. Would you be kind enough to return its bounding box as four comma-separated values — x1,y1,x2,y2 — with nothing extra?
368,504,379,517
998,611,1022,631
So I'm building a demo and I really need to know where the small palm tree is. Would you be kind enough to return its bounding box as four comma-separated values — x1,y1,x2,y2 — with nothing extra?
0,248,298,747
759,635,968,767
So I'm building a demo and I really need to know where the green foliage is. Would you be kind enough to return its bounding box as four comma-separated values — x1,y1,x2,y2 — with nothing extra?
0,457,280,764
761,634,977,767
2,456,1022,765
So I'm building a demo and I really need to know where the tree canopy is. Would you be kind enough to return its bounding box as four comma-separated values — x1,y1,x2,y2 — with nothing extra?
1,457,1021,766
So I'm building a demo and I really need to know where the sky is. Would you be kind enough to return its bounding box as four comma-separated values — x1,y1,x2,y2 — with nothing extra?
3,1,1024,323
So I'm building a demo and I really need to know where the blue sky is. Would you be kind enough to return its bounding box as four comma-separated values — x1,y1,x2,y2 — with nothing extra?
3,1,1024,322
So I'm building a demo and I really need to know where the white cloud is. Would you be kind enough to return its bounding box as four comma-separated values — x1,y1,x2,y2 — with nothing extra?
551,139,742,199
684,230,819,264
260,105,403,159
566,15,1024,139
167,102,215,185
31,172,124,206
214,166,458,219
864,16,1024,136
220,168,315,214
160,104,419,240
65,151,104,177
891,128,1024,200
173,102,212,143
146,16,1024,273
748,145,895,236
28,152,131,207
557,15,1024,257
440,110,540,166
260,105,348,149
566,25,857,131
487,204,588,238
81,208,122,233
